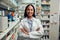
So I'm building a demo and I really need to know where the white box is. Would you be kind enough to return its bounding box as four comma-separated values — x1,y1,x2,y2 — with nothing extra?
0,16,8,32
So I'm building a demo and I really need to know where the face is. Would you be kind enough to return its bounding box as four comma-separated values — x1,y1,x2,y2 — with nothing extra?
26,5,34,17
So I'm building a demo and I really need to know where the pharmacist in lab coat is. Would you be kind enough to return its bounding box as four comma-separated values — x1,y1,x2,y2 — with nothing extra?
18,4,44,40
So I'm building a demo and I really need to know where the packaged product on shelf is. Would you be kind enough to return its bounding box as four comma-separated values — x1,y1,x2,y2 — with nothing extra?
11,33,15,40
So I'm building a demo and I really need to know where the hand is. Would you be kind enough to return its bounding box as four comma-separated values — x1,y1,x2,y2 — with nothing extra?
25,32,29,35
20,27,29,35
36,27,40,31
23,27,28,32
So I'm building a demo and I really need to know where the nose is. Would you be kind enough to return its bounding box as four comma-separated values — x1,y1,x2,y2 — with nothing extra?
29,10,31,13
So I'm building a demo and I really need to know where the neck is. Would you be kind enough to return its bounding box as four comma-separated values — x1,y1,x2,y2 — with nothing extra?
27,16,33,20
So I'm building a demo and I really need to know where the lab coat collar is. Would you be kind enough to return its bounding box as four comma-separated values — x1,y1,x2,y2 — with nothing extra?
25,17,36,22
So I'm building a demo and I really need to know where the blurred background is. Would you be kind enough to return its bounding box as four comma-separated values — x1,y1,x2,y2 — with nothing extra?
0,0,59,40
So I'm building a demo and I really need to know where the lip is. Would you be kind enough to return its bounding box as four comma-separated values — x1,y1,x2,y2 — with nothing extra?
28,12,33,14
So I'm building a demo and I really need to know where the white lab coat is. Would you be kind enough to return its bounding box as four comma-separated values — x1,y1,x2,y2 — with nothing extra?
18,17,44,40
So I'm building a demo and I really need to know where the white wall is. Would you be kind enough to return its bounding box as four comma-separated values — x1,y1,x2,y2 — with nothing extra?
50,0,59,40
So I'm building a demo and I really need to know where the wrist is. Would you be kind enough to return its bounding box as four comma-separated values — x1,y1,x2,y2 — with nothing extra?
25,32,29,35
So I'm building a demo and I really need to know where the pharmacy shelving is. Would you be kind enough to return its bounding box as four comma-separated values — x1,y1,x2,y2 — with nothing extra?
40,0,50,40
1,0,18,8
6,32,14,40
40,0,59,40
35,0,50,40
0,18,20,40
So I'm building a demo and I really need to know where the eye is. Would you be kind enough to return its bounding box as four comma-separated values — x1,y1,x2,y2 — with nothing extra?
31,9,33,11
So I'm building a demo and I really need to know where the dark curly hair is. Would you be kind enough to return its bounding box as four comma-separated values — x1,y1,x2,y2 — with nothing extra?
24,4,36,18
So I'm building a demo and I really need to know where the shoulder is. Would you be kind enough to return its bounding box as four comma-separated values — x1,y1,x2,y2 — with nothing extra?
33,17,41,24
20,18,27,22
33,18,42,25
33,17,40,22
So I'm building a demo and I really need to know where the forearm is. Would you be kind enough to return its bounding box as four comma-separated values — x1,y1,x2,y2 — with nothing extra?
21,28,29,35
36,27,44,35
36,27,40,31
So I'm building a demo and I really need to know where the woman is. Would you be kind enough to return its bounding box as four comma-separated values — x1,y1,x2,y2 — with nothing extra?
18,4,44,40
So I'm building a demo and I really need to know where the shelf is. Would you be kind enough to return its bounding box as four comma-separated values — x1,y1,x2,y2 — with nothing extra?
14,32,18,40
21,2,35,4
2,0,18,8
0,18,19,40
42,24,49,25
41,14,50,16
41,0,50,4
41,9,50,11
41,3,50,5
6,32,14,40
41,5,50,11
0,4,8,11
41,3,50,6
41,18,50,20
44,28,49,31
